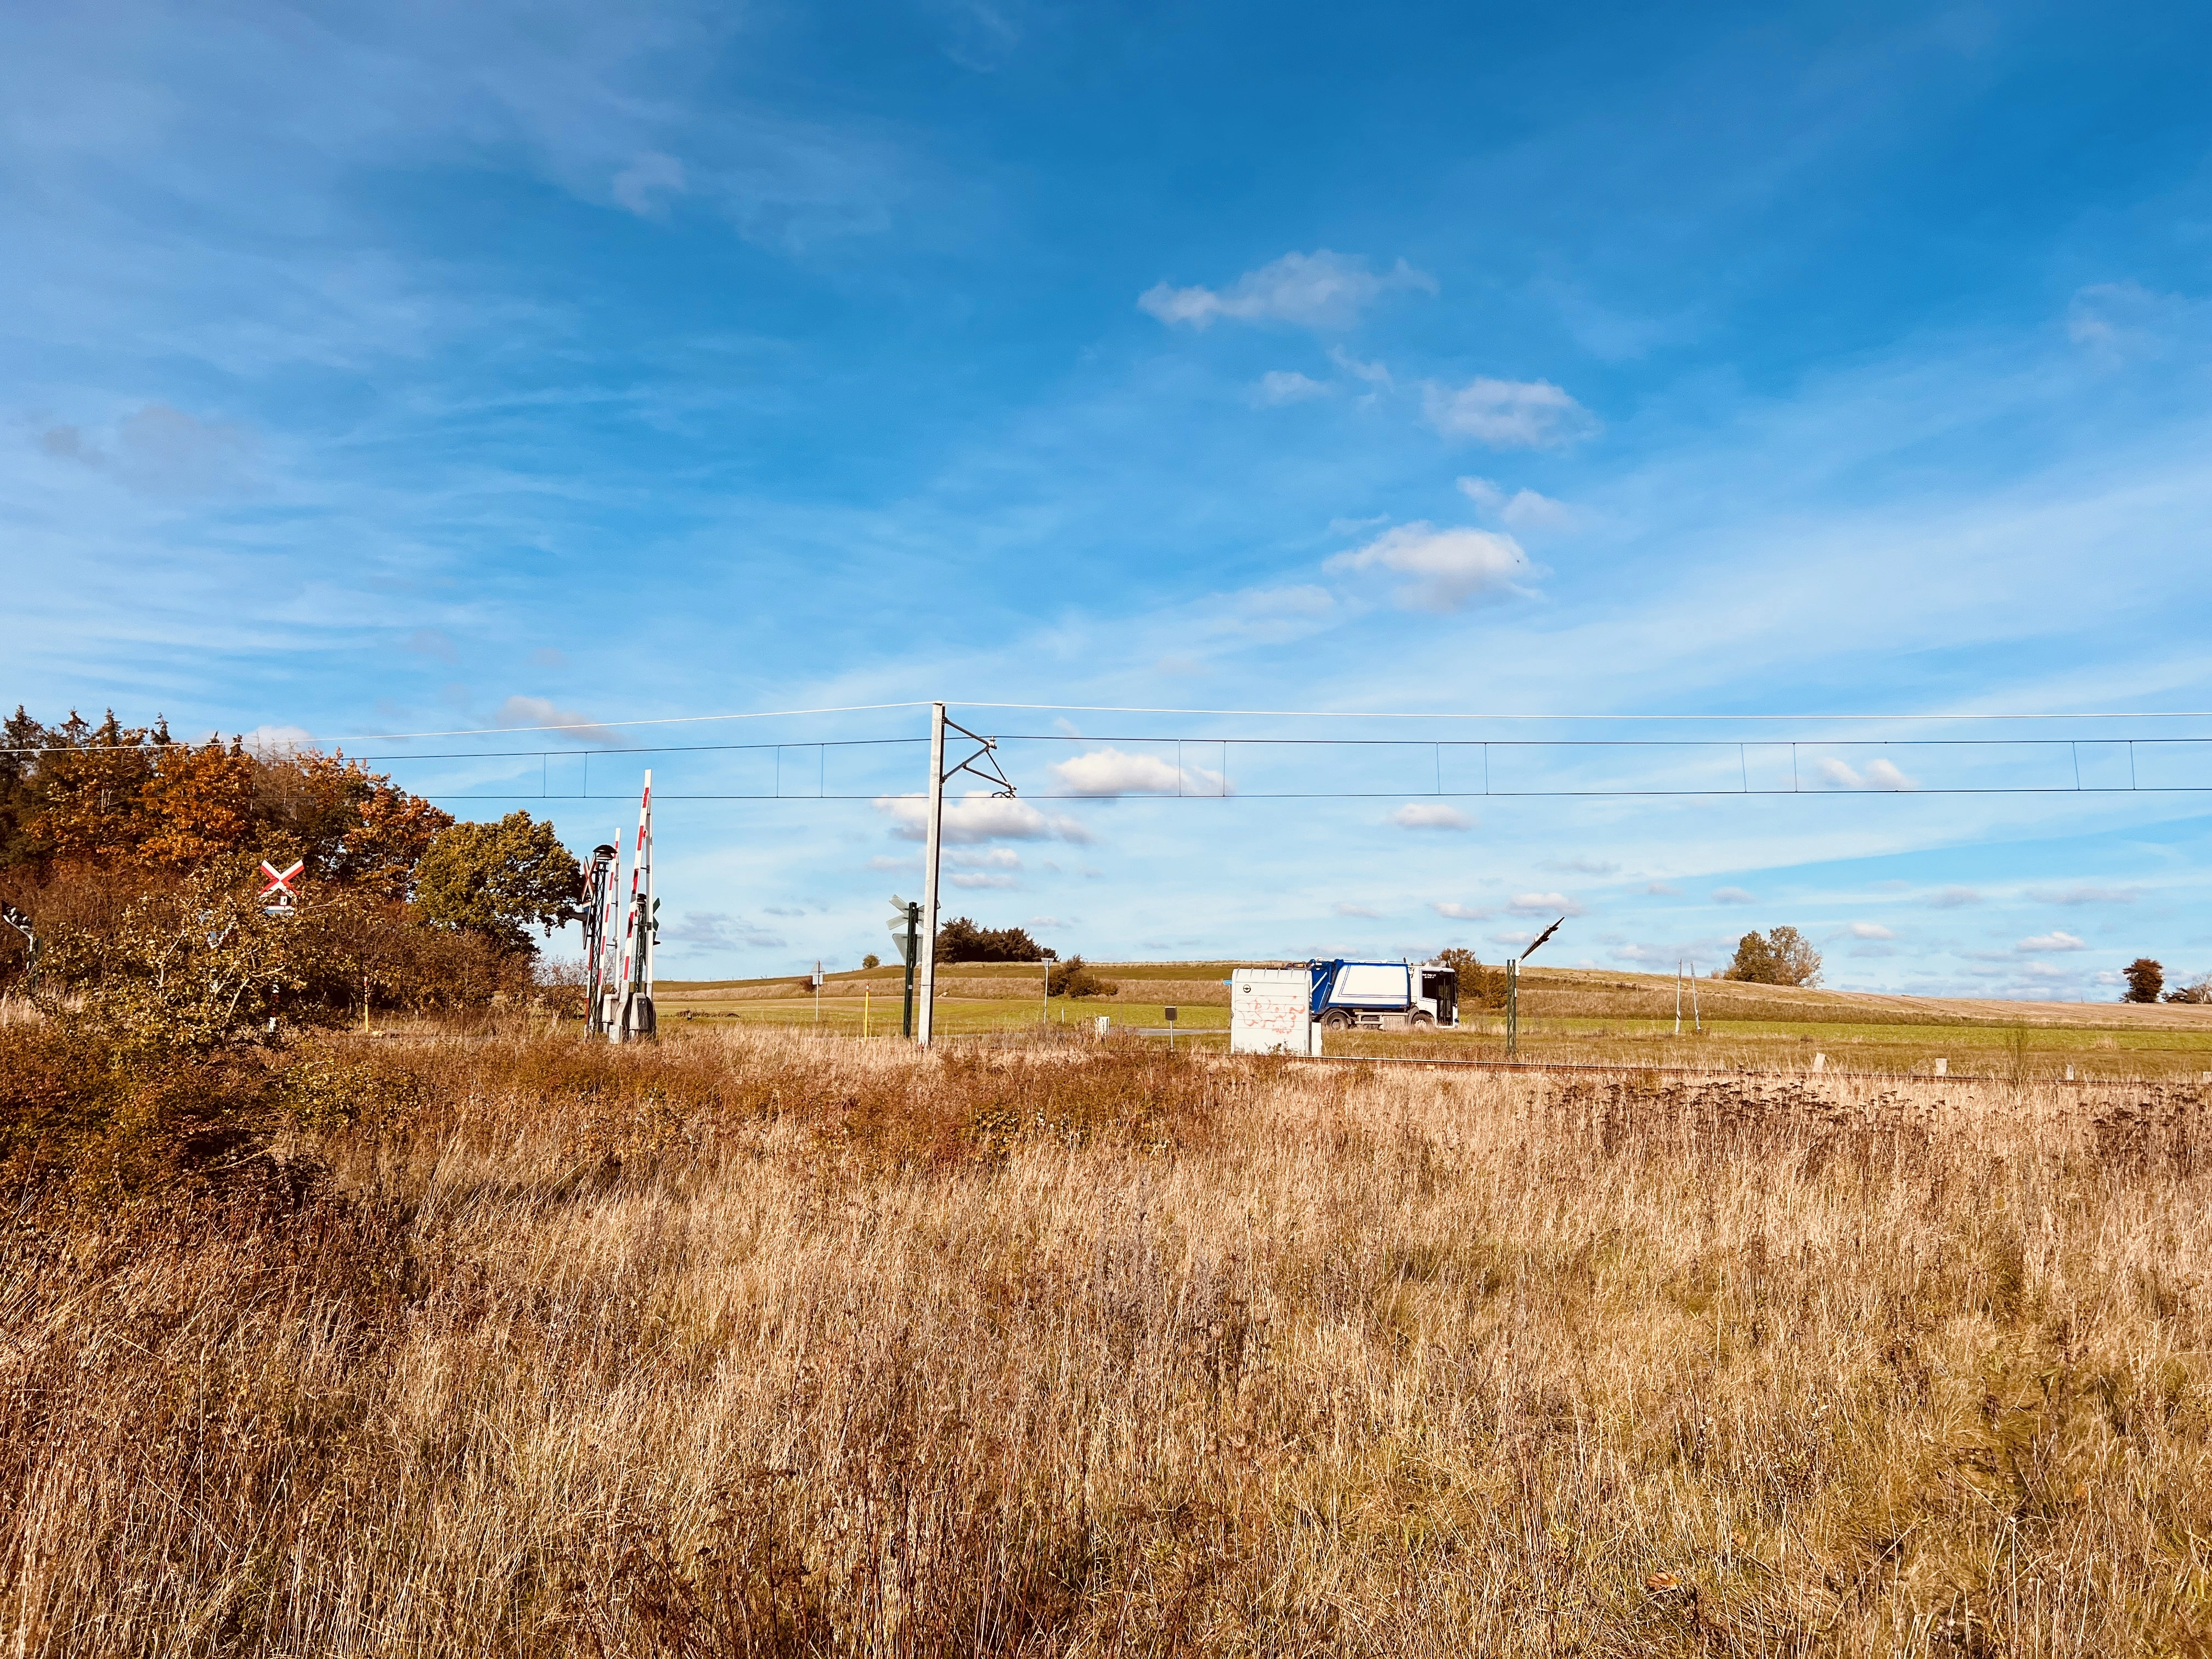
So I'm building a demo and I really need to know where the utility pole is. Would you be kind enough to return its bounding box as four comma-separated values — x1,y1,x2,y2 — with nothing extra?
910,702,1020,1048
917,703,946,1045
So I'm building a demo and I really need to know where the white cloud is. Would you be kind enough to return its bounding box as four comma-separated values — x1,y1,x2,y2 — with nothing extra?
1335,901,1381,918
1048,747,1227,797
1928,886,1982,908
1712,887,1754,904
1815,756,1919,791
1390,803,1473,831
1138,250,1435,331
873,791,1093,844
2017,931,2087,953
1544,856,1619,875
866,854,913,871
1423,377,1597,449
1324,522,1534,612
1848,922,1895,940
494,695,614,743
1645,882,1681,895
950,872,1018,889
1254,370,1330,405
1458,476,1579,530
1431,901,1493,921
1509,892,1585,917
611,151,686,218
949,847,1022,870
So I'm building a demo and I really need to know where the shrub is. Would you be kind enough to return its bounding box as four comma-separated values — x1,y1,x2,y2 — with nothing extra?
1048,955,1119,998
2125,958,2165,1003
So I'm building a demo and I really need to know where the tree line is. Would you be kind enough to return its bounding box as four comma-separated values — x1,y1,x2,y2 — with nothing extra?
1,708,585,1042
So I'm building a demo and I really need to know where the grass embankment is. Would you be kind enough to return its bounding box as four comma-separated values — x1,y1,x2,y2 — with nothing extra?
655,963,2212,1080
5,1023,2211,1654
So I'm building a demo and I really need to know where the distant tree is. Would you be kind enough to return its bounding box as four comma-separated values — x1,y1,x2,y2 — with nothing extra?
2123,958,2165,1003
2162,972,2210,1004
1726,928,1822,988
411,812,584,955
861,952,881,970
1726,932,1776,983
1436,946,1497,1007
935,916,1048,963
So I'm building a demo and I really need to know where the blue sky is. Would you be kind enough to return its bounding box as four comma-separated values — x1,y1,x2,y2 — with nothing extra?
6,0,2212,995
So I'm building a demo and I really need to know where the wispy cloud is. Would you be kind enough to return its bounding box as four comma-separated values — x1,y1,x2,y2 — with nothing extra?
1815,756,1918,791
1324,522,1535,612
1422,377,1597,449
1712,887,1754,904
1335,901,1381,918
1458,476,1579,531
1928,887,1982,908
1390,803,1473,830
2029,884,2136,905
664,912,786,950
1431,900,1493,921
494,695,615,743
1508,891,1585,917
1253,370,1330,405
2017,930,2087,953
1848,922,1896,940
1138,250,1435,331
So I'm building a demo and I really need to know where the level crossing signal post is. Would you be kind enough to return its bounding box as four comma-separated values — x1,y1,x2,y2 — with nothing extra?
886,898,920,1037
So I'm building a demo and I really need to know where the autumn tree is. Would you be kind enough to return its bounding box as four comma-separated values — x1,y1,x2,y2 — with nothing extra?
2123,958,2164,1003
1727,927,1822,987
410,811,584,955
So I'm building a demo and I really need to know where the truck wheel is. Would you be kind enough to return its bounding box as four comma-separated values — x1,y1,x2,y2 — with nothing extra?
1409,1012,1435,1030
1322,1009,1352,1030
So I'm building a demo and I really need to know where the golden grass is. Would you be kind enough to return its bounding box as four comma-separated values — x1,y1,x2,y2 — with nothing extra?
5,1029,2211,1655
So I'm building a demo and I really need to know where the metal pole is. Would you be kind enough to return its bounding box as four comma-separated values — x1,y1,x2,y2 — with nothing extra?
1042,954,1050,1028
1674,962,1682,1037
901,903,918,1037
917,702,947,1046
1506,958,1519,1058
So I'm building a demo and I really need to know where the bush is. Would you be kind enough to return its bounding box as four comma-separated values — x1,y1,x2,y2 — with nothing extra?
1048,956,1120,998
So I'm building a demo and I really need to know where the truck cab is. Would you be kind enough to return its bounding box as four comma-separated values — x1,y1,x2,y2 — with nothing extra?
1308,960,1459,1030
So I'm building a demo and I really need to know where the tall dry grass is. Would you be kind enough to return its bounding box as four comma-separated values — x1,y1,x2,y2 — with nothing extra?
4,1029,2210,1655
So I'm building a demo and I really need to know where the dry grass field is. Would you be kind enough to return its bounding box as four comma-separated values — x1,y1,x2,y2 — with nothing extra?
5,1024,2211,1655
657,963,2212,1082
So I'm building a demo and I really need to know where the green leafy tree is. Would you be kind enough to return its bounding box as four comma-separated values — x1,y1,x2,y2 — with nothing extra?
2123,957,2164,1003
935,916,1049,963
411,812,583,955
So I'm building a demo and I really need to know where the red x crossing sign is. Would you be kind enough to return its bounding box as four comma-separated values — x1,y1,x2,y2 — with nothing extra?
260,860,303,907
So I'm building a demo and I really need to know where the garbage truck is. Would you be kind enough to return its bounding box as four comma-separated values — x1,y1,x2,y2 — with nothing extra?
1308,959,1459,1030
